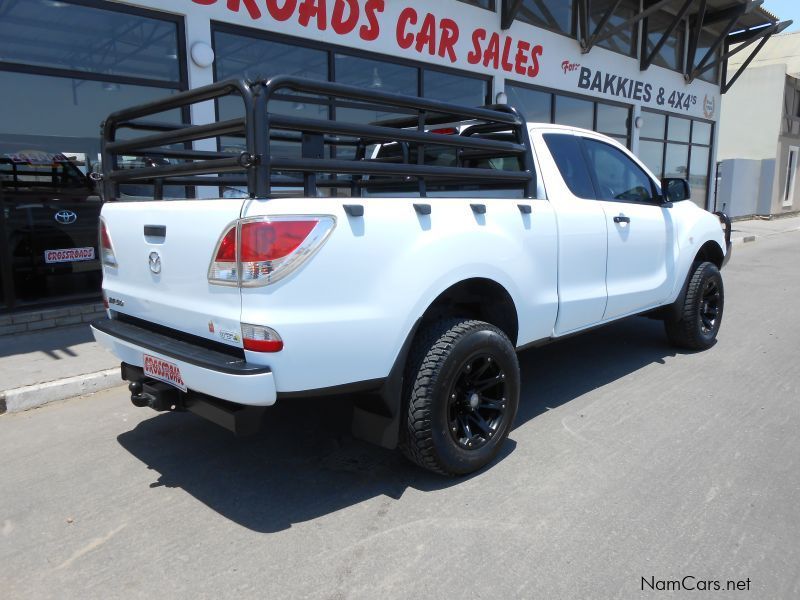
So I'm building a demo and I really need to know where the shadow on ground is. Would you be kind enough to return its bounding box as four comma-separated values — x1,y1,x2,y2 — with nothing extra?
117,316,676,533
0,324,94,359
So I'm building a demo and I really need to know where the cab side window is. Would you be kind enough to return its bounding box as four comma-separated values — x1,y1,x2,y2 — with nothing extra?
582,138,657,203
542,133,595,199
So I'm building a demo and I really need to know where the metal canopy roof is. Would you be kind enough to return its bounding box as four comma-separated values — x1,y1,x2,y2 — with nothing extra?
500,0,792,93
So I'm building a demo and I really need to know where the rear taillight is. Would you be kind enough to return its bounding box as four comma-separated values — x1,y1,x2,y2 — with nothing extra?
209,227,238,284
99,219,117,268
208,216,335,286
241,323,284,352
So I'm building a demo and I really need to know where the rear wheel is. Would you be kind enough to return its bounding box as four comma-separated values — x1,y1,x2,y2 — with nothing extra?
400,319,520,476
664,261,724,350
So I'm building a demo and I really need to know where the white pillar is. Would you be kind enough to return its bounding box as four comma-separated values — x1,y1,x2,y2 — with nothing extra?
631,104,642,156
183,13,219,197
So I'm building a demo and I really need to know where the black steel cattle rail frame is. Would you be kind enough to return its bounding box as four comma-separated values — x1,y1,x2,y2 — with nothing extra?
100,76,535,200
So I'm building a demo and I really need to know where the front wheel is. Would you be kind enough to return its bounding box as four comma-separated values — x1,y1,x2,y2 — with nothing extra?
664,261,724,350
400,319,520,476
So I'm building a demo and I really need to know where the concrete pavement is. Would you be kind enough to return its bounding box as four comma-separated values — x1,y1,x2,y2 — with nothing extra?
1,229,799,599
0,325,119,413
730,213,800,244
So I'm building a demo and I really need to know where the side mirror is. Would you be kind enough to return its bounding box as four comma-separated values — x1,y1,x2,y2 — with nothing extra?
661,178,690,203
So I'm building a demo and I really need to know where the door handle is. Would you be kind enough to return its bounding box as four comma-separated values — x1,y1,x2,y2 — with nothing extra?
613,215,631,224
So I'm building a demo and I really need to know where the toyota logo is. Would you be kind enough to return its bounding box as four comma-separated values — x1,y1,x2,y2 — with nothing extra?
55,210,77,225
148,251,162,274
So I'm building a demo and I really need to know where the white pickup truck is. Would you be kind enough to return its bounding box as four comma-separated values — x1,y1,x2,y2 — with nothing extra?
91,77,731,476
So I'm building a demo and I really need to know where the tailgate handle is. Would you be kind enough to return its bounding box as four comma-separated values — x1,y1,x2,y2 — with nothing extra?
144,225,167,240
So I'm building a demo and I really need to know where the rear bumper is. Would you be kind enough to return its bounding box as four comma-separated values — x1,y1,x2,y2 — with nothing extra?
91,319,276,407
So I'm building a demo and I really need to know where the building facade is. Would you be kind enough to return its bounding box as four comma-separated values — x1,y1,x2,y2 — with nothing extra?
717,32,800,218
0,0,784,312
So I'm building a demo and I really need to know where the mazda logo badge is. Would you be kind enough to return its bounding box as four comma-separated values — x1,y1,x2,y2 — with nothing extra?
55,210,77,225
148,251,162,274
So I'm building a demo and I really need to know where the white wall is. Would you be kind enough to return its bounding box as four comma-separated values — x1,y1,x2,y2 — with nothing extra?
718,64,785,162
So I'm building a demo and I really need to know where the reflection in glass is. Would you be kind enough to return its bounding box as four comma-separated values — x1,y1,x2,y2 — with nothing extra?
664,143,689,179
583,138,655,202
641,111,666,140
335,55,417,95
667,117,691,142
692,121,712,145
589,0,638,56
424,71,487,106
695,30,720,84
518,0,575,35
0,0,180,82
596,103,629,136
638,140,664,178
689,146,710,208
543,134,595,199
506,86,552,123
646,10,684,71
555,95,593,130
215,32,328,82
335,55,418,124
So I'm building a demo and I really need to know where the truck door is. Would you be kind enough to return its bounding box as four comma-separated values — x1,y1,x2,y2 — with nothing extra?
535,131,608,335
578,136,674,320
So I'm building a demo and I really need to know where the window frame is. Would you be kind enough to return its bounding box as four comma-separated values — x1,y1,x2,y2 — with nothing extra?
516,0,578,39
0,0,188,91
507,80,633,148
0,0,188,312
640,107,714,209
211,20,492,110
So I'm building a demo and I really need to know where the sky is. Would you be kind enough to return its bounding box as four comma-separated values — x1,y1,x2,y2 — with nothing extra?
763,0,800,32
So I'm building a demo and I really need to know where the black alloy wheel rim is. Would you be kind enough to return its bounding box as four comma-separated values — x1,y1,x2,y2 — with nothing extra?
447,354,509,450
700,278,721,333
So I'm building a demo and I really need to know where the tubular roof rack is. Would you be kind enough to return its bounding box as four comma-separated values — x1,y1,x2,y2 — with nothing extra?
100,76,535,200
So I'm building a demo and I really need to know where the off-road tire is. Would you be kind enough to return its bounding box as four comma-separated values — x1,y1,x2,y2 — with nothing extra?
400,318,520,476
664,261,724,350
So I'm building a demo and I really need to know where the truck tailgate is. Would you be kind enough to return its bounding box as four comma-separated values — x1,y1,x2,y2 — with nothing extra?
100,199,244,346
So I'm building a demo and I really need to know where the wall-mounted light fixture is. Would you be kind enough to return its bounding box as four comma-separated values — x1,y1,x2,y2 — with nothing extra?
191,42,215,68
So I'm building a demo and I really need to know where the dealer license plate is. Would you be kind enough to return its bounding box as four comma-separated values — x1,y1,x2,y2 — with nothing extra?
143,354,187,392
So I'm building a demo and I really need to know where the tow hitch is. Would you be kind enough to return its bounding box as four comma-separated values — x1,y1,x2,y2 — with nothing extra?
121,363,266,436
129,379,180,412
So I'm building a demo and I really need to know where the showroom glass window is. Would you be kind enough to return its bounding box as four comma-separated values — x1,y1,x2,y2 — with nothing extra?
517,0,575,36
587,0,639,57
212,24,489,160
506,83,631,147
694,30,721,84
644,9,685,72
639,109,713,208
0,0,186,310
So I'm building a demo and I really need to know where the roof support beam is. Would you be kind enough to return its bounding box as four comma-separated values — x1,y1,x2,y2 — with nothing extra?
500,0,524,30
579,0,624,54
641,0,694,70
582,0,680,55
689,1,751,82
685,0,708,80
722,20,793,93
703,0,763,27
